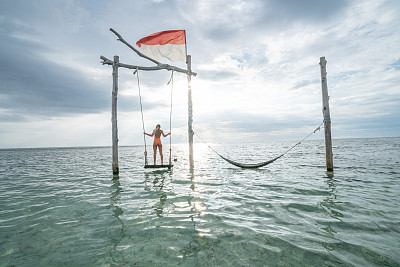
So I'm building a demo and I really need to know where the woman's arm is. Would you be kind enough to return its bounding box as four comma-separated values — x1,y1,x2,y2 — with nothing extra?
144,132,153,137
162,130,171,137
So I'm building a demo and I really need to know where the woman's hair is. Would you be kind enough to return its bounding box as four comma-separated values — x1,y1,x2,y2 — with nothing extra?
152,124,161,135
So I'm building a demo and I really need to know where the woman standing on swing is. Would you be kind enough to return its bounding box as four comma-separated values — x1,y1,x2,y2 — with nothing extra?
144,124,171,165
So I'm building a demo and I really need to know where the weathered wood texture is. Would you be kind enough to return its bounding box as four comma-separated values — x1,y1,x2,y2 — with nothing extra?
112,56,119,174
187,55,194,170
101,55,196,76
319,57,334,171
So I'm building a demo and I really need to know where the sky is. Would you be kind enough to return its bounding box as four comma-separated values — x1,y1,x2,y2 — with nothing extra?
0,0,399,148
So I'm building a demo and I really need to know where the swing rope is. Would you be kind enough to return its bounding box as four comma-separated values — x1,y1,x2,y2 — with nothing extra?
135,68,174,167
135,68,148,166
167,70,174,166
193,121,324,168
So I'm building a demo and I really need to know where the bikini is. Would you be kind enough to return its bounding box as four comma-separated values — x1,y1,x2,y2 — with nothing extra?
154,136,161,145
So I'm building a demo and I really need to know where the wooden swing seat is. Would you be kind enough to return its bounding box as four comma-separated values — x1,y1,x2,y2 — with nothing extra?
144,164,173,169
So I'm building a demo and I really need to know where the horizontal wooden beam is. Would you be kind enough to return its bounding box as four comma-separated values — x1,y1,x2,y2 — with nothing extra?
100,55,197,76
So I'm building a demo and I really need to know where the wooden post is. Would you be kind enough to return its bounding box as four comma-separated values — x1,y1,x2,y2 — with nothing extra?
187,55,194,170
319,57,333,171
112,56,119,174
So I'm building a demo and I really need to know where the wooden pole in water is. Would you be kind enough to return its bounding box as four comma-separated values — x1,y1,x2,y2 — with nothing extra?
187,55,194,170
112,55,119,174
319,57,334,171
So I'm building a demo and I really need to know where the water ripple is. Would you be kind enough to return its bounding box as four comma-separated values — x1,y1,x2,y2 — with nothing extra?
1,139,400,266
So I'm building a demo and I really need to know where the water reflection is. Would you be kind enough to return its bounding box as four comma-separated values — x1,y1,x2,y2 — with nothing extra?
177,172,213,261
142,168,212,262
110,177,124,221
189,174,207,218
144,170,169,218
326,170,334,179
323,175,342,221
153,175,167,218
320,174,342,253
108,177,125,256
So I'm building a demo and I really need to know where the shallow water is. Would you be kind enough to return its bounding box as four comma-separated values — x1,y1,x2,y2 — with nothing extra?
0,138,399,266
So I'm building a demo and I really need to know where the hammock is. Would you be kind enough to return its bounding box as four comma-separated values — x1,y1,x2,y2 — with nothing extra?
218,154,283,168
194,122,323,169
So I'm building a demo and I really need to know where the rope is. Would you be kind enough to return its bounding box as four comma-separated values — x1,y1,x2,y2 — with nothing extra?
193,121,324,168
278,121,324,157
193,131,222,158
135,68,148,166
167,70,174,166
135,69,174,167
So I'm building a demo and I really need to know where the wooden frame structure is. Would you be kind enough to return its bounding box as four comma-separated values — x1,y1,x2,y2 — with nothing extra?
100,28,197,174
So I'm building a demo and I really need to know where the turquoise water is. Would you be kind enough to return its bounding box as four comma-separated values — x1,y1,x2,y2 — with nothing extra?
0,138,399,266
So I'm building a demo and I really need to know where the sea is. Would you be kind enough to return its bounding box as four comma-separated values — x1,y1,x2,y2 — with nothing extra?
0,137,399,266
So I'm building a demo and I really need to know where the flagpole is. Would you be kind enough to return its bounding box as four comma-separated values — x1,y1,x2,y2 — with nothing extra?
187,55,194,171
184,30,188,62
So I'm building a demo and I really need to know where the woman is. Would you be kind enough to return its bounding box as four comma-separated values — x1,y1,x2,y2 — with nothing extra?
144,124,171,165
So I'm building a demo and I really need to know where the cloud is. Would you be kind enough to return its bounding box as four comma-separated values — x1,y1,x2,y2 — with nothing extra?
0,0,399,148
0,33,109,117
0,16,168,120
256,0,350,26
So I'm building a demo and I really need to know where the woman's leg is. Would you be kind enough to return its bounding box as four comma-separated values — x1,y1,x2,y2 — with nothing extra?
159,144,163,165
153,143,157,165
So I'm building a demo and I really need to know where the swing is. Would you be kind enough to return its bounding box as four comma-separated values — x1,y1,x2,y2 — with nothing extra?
135,68,174,169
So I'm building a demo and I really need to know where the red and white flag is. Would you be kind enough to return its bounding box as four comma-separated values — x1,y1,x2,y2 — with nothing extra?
136,30,187,62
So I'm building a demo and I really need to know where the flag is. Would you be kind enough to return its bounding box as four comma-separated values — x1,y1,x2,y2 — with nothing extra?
136,30,186,62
